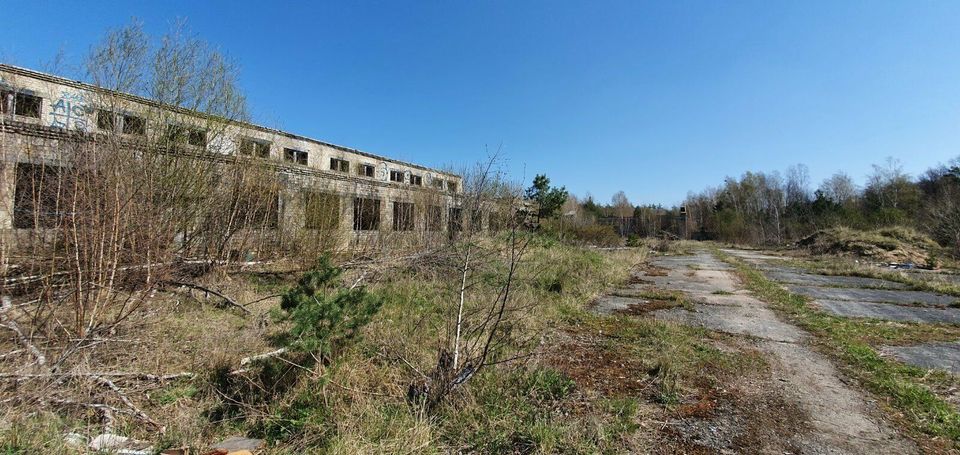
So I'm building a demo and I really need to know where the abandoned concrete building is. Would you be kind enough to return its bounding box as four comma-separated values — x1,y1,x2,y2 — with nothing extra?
0,64,482,257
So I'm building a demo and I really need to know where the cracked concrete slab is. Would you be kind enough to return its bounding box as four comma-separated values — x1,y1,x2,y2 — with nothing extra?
882,342,960,374
639,274,738,295
650,252,733,271
631,249,917,453
719,249,783,262
592,295,644,315
764,270,908,290
812,299,960,324
764,339,914,453
787,285,957,307
652,301,803,343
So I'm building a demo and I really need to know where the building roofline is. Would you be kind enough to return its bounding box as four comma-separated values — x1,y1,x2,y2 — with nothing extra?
0,63,459,179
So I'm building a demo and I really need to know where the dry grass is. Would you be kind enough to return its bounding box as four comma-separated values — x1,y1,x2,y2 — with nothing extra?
798,226,945,268
1,237,796,453
0,237,651,452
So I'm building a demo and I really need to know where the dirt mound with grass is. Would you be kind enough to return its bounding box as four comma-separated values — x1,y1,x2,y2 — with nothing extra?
797,227,942,268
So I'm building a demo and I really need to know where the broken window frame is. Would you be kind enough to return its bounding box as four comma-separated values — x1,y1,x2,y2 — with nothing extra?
389,170,405,183
0,90,42,118
13,162,70,229
188,128,208,147
359,164,375,177
304,191,340,230
448,207,463,233
426,205,443,232
393,201,415,231
122,114,146,136
330,157,350,173
284,148,308,166
166,124,207,148
96,109,116,131
410,174,423,186
353,197,381,231
232,184,280,230
240,137,271,158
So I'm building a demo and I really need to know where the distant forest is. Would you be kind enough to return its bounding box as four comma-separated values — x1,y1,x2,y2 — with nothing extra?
570,156,960,256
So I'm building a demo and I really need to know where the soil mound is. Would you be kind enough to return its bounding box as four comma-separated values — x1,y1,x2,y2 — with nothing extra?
798,227,941,268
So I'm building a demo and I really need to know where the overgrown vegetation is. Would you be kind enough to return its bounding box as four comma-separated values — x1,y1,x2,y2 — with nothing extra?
798,226,944,268
272,257,383,359
1,229,776,452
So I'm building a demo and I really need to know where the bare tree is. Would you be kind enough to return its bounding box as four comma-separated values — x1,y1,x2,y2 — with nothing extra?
404,155,533,412
611,190,632,236
819,172,858,206
785,164,811,206
0,19,280,432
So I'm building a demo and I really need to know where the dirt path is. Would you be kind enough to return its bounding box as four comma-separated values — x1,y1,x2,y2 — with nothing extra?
612,249,917,454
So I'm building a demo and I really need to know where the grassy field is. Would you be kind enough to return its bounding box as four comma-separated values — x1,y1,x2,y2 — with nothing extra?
1,236,765,453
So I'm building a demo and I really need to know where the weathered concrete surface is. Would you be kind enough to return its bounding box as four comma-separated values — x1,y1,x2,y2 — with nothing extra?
656,251,734,270
593,295,645,315
653,301,802,343
718,249,782,262
727,249,960,378
622,250,917,454
787,285,957,307
813,299,960,324
882,342,960,374
639,270,739,295
764,270,909,290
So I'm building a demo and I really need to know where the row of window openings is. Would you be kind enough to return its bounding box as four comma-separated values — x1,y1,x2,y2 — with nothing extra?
0,95,150,138
311,197,481,233
3,91,457,190
11,165,489,233
101,114,453,189
332,158,451,189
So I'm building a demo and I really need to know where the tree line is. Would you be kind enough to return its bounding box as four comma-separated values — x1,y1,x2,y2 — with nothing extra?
677,157,960,254
535,157,960,256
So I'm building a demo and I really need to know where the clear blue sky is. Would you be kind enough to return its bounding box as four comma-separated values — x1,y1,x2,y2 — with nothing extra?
3,1,960,206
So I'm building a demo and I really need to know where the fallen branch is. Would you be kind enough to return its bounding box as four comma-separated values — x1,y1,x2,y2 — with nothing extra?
92,374,163,431
166,281,251,315
0,296,47,367
48,397,124,432
0,371,193,382
242,293,283,307
349,270,368,290
239,347,288,367
0,349,24,360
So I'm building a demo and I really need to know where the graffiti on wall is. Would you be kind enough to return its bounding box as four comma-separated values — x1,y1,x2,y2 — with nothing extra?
49,91,93,130
377,162,388,181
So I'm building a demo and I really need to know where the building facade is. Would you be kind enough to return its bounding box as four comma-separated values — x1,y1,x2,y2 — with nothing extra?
0,64,469,257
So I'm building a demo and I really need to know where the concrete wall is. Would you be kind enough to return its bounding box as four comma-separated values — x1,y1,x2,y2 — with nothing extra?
0,64,468,255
